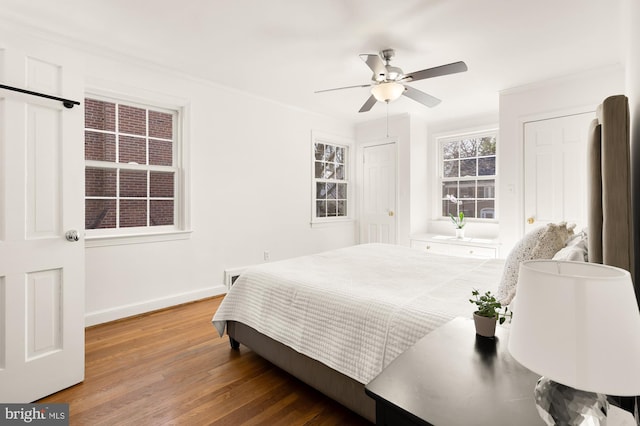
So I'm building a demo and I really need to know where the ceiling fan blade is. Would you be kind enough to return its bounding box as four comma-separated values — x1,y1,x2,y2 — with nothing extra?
359,54,386,79
358,94,377,113
315,83,371,93
402,61,468,83
403,86,441,108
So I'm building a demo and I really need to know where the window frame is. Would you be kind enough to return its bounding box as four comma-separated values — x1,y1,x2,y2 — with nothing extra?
310,131,354,226
438,129,498,222
84,91,191,247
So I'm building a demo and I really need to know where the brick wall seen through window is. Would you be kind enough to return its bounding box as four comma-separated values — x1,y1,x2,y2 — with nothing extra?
85,97,178,231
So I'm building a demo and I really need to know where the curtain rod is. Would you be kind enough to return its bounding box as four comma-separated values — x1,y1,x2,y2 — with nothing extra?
0,84,80,109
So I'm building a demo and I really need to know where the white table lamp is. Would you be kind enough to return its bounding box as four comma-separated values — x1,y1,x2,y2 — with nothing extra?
508,260,640,425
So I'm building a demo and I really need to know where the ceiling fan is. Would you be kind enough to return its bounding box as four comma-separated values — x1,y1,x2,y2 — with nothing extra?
316,49,468,113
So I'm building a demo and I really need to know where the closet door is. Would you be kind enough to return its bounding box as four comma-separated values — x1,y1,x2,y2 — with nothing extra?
523,112,595,233
0,39,85,402
360,142,397,244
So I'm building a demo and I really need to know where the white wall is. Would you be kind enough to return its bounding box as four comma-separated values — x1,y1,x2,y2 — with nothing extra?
498,65,625,254
1,23,356,325
83,57,356,324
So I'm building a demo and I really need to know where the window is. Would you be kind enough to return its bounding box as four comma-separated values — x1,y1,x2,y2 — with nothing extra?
311,133,351,223
440,131,497,220
84,96,182,236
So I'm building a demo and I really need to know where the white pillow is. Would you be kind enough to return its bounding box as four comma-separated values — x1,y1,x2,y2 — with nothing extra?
553,231,588,262
496,227,545,305
531,222,575,258
496,222,574,305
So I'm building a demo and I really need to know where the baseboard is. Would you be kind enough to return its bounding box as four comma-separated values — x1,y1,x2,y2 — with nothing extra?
84,285,227,327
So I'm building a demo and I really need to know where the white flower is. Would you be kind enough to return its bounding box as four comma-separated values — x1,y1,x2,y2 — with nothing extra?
446,193,462,205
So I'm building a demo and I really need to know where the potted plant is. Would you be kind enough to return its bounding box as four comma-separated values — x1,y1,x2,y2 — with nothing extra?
449,211,466,238
469,289,511,337
446,194,466,238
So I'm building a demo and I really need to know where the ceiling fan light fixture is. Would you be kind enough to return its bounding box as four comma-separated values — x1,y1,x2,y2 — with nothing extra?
371,82,404,103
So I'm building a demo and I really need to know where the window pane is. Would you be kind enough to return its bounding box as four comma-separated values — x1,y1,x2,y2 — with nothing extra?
442,141,458,159
459,181,476,199
150,200,174,226
478,200,495,218
149,139,172,166
148,110,173,139
314,143,324,161
323,163,335,179
460,200,476,218
150,172,174,198
120,200,147,227
327,200,337,216
119,135,146,164
442,200,458,217
85,131,116,162
478,180,495,198
337,200,346,216
85,98,115,131
478,137,496,156
478,156,496,176
118,104,146,136
443,160,458,178
460,158,477,177
86,168,116,197
327,183,337,199
120,170,147,197
335,164,344,180
314,161,323,179
442,182,458,198
316,200,327,217
337,183,347,199
335,147,345,164
459,139,477,158
323,145,335,162
316,182,327,199
85,199,116,229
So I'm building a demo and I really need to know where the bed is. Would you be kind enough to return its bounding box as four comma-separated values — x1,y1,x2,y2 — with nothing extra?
212,94,633,423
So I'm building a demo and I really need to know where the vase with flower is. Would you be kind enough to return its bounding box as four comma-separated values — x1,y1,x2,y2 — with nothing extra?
446,194,466,238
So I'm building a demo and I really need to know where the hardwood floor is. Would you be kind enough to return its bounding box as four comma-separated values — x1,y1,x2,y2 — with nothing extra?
38,296,370,425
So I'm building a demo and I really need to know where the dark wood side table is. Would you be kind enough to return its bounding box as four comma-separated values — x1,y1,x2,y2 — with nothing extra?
365,317,545,426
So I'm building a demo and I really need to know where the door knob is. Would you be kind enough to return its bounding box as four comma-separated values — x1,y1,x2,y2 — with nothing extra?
388,211,394,217
527,217,535,225
65,230,79,242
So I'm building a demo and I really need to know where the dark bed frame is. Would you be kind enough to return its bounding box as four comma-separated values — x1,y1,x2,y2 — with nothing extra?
226,95,632,423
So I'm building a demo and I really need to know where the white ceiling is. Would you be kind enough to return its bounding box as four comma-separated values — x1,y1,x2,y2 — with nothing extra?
0,0,625,124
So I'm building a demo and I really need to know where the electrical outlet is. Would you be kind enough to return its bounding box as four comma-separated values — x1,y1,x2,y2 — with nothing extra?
263,250,270,261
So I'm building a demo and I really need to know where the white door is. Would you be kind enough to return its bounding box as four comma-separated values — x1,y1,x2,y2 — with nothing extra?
523,112,595,233
360,142,397,243
0,41,85,401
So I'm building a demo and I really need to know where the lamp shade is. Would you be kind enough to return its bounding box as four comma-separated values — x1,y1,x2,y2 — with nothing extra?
371,82,404,103
508,260,640,396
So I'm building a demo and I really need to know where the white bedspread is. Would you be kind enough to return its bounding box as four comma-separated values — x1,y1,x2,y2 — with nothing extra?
212,243,504,384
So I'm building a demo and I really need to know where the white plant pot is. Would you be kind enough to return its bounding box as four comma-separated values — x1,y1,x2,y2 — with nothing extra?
455,228,465,239
473,313,497,337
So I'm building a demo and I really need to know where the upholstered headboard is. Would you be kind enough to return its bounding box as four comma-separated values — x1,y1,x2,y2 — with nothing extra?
587,95,634,276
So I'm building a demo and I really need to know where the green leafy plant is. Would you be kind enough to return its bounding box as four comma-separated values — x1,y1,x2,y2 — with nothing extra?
469,289,511,324
449,211,465,229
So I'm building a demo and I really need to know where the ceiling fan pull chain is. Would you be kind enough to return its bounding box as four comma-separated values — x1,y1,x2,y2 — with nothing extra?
386,101,389,138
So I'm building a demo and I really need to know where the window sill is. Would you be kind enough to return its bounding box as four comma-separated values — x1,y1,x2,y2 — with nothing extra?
310,218,354,229
85,229,193,248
